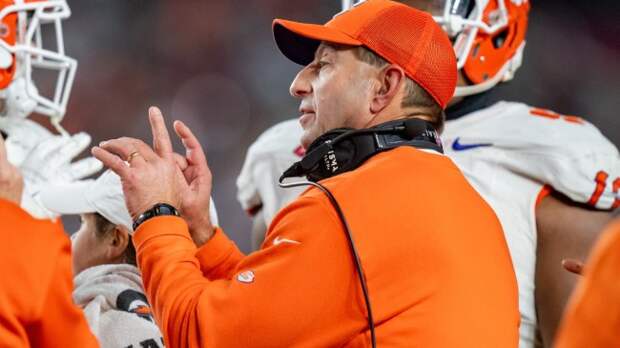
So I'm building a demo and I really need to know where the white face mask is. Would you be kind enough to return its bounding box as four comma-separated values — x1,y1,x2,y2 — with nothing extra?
0,0,76,131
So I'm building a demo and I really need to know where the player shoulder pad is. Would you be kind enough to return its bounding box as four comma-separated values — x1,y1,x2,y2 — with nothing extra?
448,101,620,209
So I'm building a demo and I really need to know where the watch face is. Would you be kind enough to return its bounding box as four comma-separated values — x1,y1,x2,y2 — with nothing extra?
133,203,180,231
153,203,179,216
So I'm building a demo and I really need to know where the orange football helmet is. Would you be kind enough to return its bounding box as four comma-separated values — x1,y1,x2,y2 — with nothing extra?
342,0,530,97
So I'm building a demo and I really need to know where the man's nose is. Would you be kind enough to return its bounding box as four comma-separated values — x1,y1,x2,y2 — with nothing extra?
289,66,312,98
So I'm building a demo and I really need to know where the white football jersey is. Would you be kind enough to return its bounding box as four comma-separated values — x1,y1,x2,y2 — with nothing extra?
236,102,620,348
442,101,620,347
237,119,306,228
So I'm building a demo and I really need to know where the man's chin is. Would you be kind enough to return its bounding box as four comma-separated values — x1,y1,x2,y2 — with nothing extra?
300,131,319,150
300,135,312,150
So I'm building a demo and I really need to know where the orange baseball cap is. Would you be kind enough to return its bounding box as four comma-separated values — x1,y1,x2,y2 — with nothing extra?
273,0,457,109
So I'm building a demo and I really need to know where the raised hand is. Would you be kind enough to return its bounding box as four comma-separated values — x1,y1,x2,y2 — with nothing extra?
20,132,103,185
0,117,54,167
19,131,103,219
0,134,23,204
91,107,215,243
173,119,215,246
92,108,185,221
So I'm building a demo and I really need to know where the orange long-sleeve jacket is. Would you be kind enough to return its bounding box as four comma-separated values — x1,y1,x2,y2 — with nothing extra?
134,147,520,347
0,199,98,348
554,219,620,348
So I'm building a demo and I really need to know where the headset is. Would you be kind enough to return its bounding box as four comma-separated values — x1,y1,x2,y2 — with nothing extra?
279,118,443,347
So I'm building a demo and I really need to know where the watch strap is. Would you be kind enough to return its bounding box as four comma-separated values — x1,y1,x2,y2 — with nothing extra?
133,203,180,231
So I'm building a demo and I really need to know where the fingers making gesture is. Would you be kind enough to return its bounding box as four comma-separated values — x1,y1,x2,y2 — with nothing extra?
92,107,215,244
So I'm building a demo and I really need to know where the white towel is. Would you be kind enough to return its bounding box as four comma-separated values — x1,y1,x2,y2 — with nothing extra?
73,264,165,348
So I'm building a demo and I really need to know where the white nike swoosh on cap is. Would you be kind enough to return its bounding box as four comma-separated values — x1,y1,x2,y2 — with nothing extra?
273,236,301,246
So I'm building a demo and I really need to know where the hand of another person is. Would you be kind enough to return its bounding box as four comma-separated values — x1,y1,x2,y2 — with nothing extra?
0,134,24,204
92,107,215,243
20,132,103,219
0,117,54,167
20,132,103,184
562,258,584,276
0,117,102,184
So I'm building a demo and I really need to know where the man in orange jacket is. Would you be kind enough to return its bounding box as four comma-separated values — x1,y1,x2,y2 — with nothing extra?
93,0,519,346
0,136,98,347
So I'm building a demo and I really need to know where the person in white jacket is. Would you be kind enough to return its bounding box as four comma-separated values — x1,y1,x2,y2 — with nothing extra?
40,168,220,347
41,169,165,348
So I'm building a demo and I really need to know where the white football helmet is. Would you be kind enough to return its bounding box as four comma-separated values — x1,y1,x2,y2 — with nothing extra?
342,0,530,97
0,0,76,131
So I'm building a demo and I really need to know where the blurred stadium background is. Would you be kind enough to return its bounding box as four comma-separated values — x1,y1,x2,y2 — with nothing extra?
55,0,619,252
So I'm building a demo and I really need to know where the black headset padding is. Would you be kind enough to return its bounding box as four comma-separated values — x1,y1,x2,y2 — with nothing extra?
280,118,442,182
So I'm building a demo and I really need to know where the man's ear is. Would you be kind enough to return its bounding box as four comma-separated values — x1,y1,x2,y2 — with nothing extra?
106,226,129,261
369,64,406,114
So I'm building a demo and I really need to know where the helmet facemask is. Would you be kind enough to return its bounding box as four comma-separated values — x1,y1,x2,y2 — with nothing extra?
0,0,76,133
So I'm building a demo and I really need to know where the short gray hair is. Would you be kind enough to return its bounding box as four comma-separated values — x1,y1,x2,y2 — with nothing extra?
352,46,444,131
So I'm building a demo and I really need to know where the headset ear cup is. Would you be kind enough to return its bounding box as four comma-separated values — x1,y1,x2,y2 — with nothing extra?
298,128,353,182
308,134,375,182
336,135,371,173
306,140,351,182
326,137,357,176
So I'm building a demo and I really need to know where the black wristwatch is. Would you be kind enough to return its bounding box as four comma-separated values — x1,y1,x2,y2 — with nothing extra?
132,203,180,231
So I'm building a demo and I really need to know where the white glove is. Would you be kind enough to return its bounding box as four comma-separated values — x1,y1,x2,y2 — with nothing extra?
0,117,54,167
20,132,102,184
19,132,103,219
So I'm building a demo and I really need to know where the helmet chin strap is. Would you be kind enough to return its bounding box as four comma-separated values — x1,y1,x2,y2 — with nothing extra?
0,76,68,136
50,116,68,136
454,41,526,97
0,77,37,120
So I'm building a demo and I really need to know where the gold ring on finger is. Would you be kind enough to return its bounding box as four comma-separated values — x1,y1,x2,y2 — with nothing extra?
127,151,141,163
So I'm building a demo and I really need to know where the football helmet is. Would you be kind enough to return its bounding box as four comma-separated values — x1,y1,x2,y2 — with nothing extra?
342,0,530,97
0,0,76,130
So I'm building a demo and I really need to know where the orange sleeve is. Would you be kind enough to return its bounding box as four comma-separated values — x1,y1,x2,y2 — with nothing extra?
28,238,99,347
0,199,98,348
133,197,365,348
195,227,245,280
554,219,620,347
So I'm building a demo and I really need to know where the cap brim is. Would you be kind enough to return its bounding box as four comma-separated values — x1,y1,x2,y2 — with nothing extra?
39,180,96,215
273,19,362,66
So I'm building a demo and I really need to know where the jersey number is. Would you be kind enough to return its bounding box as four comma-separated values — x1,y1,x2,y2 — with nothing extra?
588,170,620,209
530,108,585,125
